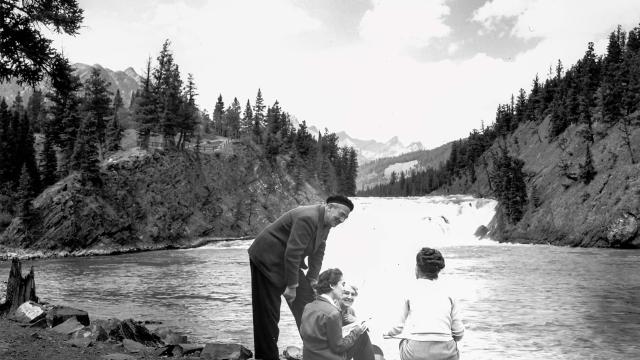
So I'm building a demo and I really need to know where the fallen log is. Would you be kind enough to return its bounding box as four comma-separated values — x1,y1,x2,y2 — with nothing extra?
0,258,38,315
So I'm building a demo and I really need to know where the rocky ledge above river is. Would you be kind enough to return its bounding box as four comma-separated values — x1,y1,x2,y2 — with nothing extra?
0,145,323,259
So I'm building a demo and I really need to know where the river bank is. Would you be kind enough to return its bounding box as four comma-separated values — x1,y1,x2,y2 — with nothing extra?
0,258,256,360
0,316,171,360
0,236,254,262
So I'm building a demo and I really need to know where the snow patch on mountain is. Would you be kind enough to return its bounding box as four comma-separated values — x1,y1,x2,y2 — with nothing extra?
383,160,419,178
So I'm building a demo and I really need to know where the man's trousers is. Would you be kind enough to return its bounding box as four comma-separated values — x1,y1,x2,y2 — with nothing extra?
250,260,315,360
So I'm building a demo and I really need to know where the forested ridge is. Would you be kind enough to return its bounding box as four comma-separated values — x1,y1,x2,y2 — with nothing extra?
0,0,357,250
360,24,640,247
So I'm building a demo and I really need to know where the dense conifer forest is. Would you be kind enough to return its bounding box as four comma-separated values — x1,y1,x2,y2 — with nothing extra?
360,24,640,225
0,1,357,231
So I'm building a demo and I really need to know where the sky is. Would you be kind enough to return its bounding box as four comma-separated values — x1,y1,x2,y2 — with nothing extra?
49,0,640,149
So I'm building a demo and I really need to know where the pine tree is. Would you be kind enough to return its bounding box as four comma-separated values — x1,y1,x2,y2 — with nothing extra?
153,40,183,148
16,164,35,219
602,26,626,124
134,58,157,149
82,67,112,157
113,89,123,110
241,99,253,136
213,95,225,136
177,73,198,149
226,97,242,139
17,112,40,193
527,74,542,122
26,89,45,132
489,146,528,224
105,88,124,152
627,25,640,53
40,131,58,187
295,121,314,165
253,89,265,127
47,56,82,176
514,88,527,126
0,98,11,185
578,145,596,184
1,2,83,85
70,114,100,182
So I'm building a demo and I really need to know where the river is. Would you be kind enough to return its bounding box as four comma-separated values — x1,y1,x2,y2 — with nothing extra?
1,196,639,359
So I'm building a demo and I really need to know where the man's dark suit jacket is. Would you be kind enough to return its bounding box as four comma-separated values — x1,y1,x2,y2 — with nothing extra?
248,204,329,289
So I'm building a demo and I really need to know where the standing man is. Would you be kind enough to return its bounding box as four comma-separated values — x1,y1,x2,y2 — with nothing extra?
248,195,354,360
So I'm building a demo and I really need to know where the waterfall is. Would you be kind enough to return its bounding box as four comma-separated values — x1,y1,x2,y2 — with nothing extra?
321,196,498,346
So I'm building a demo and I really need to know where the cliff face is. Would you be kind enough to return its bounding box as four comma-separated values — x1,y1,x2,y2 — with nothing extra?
0,143,323,255
442,116,640,248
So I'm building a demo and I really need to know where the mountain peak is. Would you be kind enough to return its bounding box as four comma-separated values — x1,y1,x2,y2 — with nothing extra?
335,132,424,164
387,136,400,145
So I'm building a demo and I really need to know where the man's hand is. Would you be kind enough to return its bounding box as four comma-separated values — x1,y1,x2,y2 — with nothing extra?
283,286,297,303
308,278,318,296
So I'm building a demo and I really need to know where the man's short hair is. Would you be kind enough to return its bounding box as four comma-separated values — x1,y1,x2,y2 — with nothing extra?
326,195,354,211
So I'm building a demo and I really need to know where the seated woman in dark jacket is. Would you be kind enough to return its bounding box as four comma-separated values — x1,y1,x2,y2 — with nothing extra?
300,268,368,360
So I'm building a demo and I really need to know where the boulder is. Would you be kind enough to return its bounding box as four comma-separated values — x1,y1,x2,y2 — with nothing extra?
51,317,85,335
152,326,172,339
9,301,46,324
72,323,109,342
606,212,639,248
66,337,93,348
115,319,162,346
46,305,90,327
101,354,137,360
163,332,188,345
28,317,49,328
122,339,150,353
201,343,253,360
474,225,489,238
173,343,203,356
283,346,302,360
92,318,122,340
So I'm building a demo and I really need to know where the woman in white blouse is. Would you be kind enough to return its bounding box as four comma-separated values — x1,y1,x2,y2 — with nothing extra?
383,247,464,360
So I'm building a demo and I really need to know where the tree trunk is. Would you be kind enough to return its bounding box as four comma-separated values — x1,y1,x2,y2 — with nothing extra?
0,258,38,315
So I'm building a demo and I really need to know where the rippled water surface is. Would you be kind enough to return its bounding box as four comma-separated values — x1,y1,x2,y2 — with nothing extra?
1,197,639,360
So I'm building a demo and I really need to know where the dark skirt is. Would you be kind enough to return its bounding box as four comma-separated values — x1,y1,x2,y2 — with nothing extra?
399,339,459,360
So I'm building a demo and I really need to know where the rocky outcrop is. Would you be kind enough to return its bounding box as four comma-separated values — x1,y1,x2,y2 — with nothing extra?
441,115,640,248
0,143,324,255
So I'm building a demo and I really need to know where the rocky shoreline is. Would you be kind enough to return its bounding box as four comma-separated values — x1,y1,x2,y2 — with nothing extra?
0,305,254,360
0,259,280,360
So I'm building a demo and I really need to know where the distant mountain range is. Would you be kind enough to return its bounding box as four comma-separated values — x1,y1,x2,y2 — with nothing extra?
298,121,447,191
0,63,143,107
73,63,143,107
301,123,424,164
355,142,452,191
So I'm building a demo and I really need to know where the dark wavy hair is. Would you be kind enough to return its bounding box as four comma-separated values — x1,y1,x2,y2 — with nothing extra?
416,247,445,279
315,268,343,295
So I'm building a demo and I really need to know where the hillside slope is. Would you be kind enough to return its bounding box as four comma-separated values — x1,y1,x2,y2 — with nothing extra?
357,142,452,190
440,116,640,248
0,143,323,257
